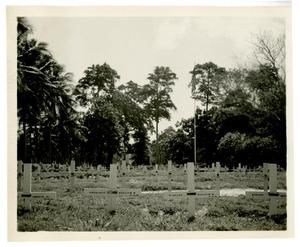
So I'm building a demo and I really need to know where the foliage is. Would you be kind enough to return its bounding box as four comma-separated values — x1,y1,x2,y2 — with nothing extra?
17,18,286,169
190,62,226,111
142,66,178,164
17,17,81,163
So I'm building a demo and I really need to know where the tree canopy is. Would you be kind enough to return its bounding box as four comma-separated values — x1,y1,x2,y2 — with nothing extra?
17,18,287,169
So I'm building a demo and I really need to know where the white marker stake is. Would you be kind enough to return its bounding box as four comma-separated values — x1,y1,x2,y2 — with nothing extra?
168,160,172,192
238,163,241,171
269,164,278,215
96,165,101,182
263,163,269,199
187,162,195,216
109,163,117,211
245,163,286,216
23,163,32,210
70,160,75,185
121,160,126,176
19,163,56,210
155,164,158,175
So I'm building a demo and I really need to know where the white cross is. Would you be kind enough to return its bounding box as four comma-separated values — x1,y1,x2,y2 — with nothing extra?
183,163,187,173
121,160,127,176
245,163,286,215
84,163,141,212
211,162,215,171
96,165,101,182
167,160,173,192
18,163,56,210
166,162,220,216
154,164,159,175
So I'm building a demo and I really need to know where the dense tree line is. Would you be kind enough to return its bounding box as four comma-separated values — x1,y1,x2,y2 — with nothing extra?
17,18,286,169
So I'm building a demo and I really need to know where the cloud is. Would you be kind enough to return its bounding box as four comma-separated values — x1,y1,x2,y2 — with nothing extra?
154,18,191,50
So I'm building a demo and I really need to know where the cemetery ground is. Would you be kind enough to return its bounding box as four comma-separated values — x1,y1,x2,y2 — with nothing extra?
17,166,287,231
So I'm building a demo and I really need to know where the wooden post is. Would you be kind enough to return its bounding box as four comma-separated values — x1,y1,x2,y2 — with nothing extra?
269,164,278,215
109,164,117,211
84,163,140,212
168,160,173,192
70,159,75,185
216,162,221,190
183,163,187,173
120,160,125,176
167,161,220,216
96,165,101,182
263,163,269,199
245,163,286,216
23,163,32,210
155,164,158,176
238,162,241,172
187,162,195,216
19,163,56,211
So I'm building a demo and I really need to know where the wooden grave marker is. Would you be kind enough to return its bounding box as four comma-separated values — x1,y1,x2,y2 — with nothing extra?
167,160,173,192
96,165,101,182
242,165,247,175
166,162,220,216
155,164,159,175
121,160,127,176
183,163,187,173
245,163,286,215
18,163,56,210
211,162,215,171
84,163,141,211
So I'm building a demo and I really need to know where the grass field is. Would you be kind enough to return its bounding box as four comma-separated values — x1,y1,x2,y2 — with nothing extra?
17,168,287,231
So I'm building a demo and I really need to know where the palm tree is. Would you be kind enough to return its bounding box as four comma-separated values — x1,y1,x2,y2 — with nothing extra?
17,17,78,163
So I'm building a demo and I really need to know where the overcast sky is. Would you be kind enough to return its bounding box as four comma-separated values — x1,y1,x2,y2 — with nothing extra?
28,17,285,136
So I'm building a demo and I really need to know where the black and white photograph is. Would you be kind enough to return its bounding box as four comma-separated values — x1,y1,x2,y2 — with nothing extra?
6,5,292,240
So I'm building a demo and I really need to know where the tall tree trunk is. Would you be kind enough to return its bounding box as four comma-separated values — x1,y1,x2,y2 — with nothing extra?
23,121,27,162
49,129,52,164
156,118,159,165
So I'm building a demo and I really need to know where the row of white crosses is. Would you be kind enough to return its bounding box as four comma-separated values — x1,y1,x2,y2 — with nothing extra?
18,160,285,216
60,160,107,183
245,163,286,216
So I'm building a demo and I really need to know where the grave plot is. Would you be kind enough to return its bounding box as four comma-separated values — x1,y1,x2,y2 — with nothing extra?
84,163,141,212
245,163,286,216
17,160,287,231
18,163,56,211
164,162,220,217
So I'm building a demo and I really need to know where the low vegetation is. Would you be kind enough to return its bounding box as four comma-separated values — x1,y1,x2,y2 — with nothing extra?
17,169,287,231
